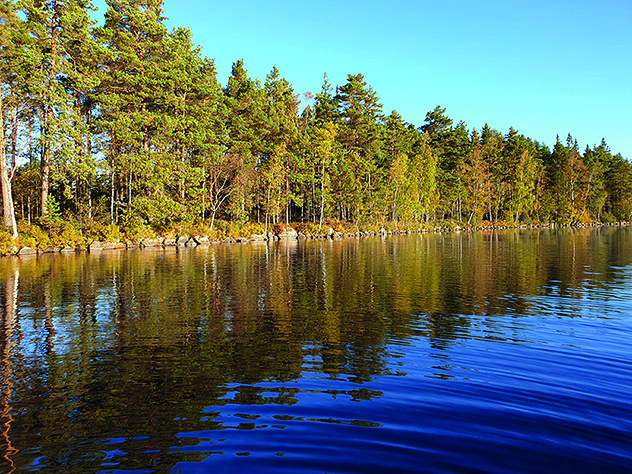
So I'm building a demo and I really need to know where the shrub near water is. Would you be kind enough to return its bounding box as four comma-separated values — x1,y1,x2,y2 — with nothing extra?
295,222,322,236
94,223,122,242
120,214,155,242
270,223,293,235
0,230,16,254
239,222,265,237
51,221,86,248
333,221,359,235
18,223,50,249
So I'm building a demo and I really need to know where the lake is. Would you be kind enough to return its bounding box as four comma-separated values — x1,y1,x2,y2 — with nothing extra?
0,227,631,473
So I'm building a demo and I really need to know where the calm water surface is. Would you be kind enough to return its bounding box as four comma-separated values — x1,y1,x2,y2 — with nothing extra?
0,227,631,473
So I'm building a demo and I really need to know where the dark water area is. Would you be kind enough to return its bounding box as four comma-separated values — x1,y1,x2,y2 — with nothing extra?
0,227,631,473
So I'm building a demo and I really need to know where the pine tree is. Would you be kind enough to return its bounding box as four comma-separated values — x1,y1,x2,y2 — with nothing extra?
544,135,590,223
19,0,69,216
409,133,438,224
261,65,301,225
503,128,540,223
147,27,226,225
421,105,453,144
336,73,383,221
480,123,506,222
312,73,339,126
223,59,265,222
425,109,470,222
601,144,632,221
55,0,101,219
582,140,609,221
96,0,169,224
458,131,491,225
0,0,19,236
310,121,340,229
383,110,414,167
169,30,227,226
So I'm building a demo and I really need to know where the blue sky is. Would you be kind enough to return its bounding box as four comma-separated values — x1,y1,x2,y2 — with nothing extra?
92,0,631,158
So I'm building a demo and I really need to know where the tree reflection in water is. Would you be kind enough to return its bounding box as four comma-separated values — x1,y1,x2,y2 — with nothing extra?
0,226,629,472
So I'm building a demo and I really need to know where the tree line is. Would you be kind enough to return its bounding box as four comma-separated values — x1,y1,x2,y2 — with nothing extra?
1,0,631,244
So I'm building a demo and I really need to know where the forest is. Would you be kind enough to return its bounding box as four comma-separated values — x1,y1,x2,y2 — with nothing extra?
1,0,631,249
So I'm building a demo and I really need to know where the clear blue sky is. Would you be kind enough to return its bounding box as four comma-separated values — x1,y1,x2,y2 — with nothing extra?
93,0,632,158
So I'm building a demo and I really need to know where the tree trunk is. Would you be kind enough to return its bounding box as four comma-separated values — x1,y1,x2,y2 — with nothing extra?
286,178,290,225
110,162,115,225
265,188,270,235
41,0,61,218
201,168,206,221
0,95,18,238
319,165,325,231
210,209,216,232
391,185,399,222
40,107,51,217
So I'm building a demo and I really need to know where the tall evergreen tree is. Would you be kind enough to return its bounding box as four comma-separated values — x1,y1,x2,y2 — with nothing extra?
459,130,490,225
480,124,506,222
602,148,632,221
96,0,169,224
421,105,453,145
261,65,301,225
19,0,74,216
310,121,340,229
223,59,264,222
503,128,540,223
544,135,591,223
0,0,19,236
383,110,414,166
582,140,609,221
312,73,339,126
409,133,438,224
424,107,471,222
167,30,227,226
54,0,101,219
335,73,383,221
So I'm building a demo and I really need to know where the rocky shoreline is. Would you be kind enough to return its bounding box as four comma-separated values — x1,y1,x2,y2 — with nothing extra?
5,221,629,258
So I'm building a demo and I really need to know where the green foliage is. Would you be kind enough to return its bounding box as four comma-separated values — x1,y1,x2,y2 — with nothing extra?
119,211,156,242
239,222,265,237
331,220,359,234
384,220,407,233
270,223,292,234
17,223,50,249
421,106,453,142
38,196,64,233
50,221,86,248
0,229,15,253
295,222,322,236
601,212,617,224
360,220,382,233
89,223,122,242
1,0,630,253
16,233,37,249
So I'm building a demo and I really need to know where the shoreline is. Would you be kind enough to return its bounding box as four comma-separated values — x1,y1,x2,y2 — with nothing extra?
4,221,629,258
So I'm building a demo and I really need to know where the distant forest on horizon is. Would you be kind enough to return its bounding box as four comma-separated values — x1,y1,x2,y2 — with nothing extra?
1,0,631,243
